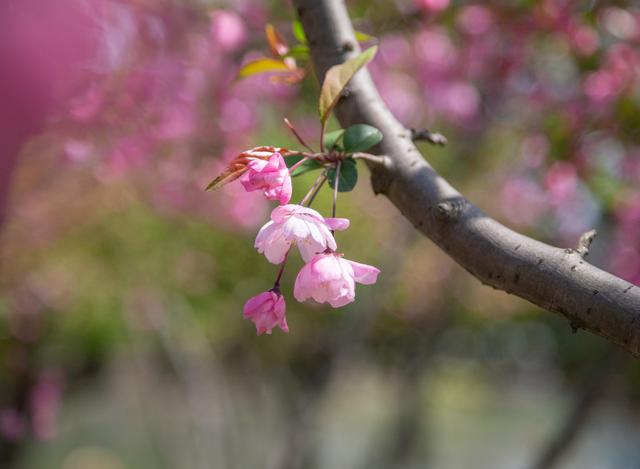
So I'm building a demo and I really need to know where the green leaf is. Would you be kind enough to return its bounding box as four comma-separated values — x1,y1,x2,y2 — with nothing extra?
292,21,307,44
323,129,345,151
285,155,323,177
238,58,290,79
327,159,358,192
343,124,383,153
283,44,310,59
318,46,378,127
355,30,376,42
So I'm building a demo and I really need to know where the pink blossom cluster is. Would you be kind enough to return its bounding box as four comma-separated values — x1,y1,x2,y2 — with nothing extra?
226,149,380,335
51,0,298,230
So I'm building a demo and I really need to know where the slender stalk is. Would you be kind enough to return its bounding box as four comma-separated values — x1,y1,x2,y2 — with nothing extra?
284,118,315,152
305,175,326,207
273,249,291,290
299,170,328,206
319,121,326,153
332,161,341,219
288,156,310,173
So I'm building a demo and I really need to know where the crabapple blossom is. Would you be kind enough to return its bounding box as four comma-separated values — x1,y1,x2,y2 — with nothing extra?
243,290,288,335
294,252,380,308
255,204,349,264
240,152,292,204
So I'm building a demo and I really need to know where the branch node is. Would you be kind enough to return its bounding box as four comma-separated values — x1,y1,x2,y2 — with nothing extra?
352,152,389,166
436,198,467,221
575,229,597,258
341,41,355,53
410,128,448,146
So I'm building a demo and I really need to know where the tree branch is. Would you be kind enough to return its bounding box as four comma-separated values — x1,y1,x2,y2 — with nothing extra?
293,0,640,356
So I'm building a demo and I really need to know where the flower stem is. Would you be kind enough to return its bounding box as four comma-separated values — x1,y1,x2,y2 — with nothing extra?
332,160,341,219
299,170,328,207
288,156,309,173
319,121,326,154
273,249,291,290
305,174,327,207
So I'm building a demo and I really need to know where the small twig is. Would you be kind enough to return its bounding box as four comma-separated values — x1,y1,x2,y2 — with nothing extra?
288,156,310,173
575,229,597,258
284,118,315,152
410,128,447,146
352,152,389,166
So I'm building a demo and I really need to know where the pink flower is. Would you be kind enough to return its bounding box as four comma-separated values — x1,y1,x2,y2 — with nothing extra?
240,152,292,204
209,10,246,53
255,204,350,264
294,253,380,308
243,291,288,335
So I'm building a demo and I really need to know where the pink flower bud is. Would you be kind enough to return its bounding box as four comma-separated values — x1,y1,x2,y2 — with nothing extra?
240,152,292,205
294,253,380,308
243,291,288,335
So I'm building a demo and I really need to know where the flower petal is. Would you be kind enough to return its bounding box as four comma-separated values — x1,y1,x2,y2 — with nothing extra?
348,260,380,285
324,217,350,231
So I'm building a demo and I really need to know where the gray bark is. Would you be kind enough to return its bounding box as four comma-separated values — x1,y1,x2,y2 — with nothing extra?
293,0,640,356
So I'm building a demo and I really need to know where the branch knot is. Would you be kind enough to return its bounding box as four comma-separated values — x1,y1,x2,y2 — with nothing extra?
436,197,468,221
574,229,597,258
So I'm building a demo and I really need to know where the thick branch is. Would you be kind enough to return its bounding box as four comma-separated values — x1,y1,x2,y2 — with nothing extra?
293,0,640,356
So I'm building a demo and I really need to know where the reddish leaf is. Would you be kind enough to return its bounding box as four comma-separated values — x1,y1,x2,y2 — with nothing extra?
265,24,288,57
318,46,378,127
206,146,291,191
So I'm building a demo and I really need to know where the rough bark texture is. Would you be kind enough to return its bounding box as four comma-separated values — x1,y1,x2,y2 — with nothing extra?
293,0,640,356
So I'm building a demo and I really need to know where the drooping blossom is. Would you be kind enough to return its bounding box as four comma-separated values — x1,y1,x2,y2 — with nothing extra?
294,252,380,308
255,205,350,264
243,290,288,335
240,152,292,204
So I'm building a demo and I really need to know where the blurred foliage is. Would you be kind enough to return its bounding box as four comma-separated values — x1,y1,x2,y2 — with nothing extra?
1,0,640,467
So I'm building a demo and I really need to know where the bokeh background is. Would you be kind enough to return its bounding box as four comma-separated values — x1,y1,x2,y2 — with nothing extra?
1,0,640,468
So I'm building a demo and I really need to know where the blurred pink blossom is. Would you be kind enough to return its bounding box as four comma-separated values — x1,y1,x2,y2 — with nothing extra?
521,134,550,168
457,6,494,36
545,162,578,206
583,70,622,103
209,10,246,52
415,29,457,72
500,178,548,227
0,409,26,442
610,195,640,285
415,0,450,13
439,82,480,122
379,35,413,68
566,24,600,56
